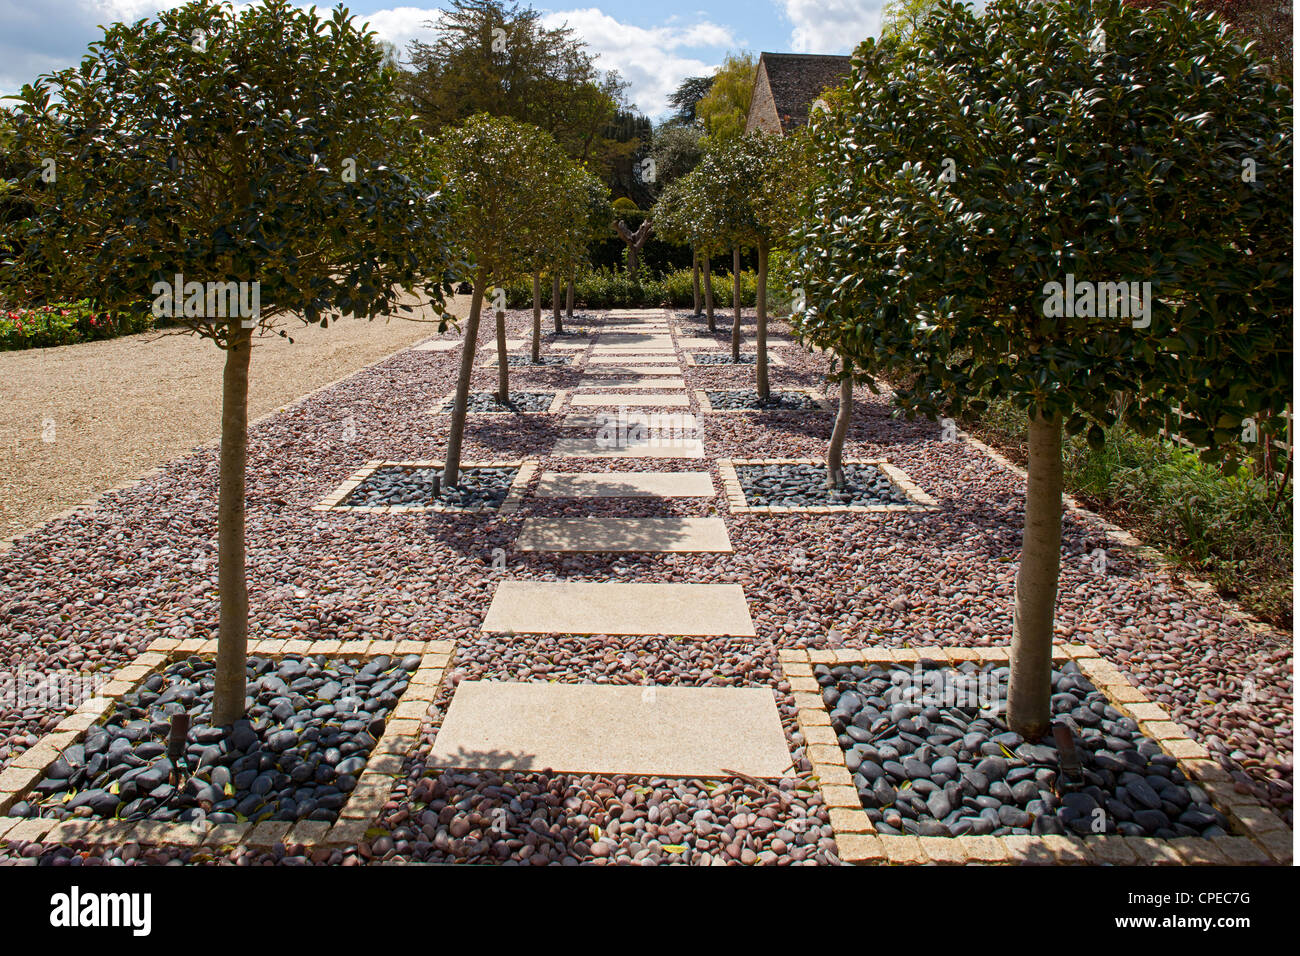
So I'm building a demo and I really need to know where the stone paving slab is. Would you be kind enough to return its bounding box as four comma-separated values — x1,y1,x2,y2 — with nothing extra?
580,366,683,375
412,340,464,352
549,437,704,458
534,471,715,498
592,345,677,352
588,353,680,363
516,517,732,552
481,581,756,636
690,337,794,348
426,681,791,778
569,393,689,407
576,377,686,389
559,412,698,430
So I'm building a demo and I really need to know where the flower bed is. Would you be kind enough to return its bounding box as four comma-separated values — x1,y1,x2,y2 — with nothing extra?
1,301,154,350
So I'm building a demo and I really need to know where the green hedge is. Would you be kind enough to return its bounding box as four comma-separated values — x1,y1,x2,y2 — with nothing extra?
1,301,154,350
499,268,787,310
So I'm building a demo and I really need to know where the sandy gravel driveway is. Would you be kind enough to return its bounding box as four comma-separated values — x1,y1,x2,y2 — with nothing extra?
0,295,470,541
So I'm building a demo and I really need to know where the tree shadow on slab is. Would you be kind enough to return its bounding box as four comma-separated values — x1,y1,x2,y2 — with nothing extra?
423,746,539,774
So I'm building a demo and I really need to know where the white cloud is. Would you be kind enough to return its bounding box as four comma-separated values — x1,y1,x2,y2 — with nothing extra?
0,3,737,120
1,1,184,95
537,7,738,119
777,0,883,54
353,5,441,60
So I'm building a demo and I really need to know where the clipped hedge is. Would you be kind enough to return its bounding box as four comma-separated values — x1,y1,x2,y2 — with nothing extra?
496,268,788,310
1,301,155,350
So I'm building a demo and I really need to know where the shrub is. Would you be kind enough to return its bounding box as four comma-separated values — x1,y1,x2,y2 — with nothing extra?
963,397,1293,628
1,301,154,350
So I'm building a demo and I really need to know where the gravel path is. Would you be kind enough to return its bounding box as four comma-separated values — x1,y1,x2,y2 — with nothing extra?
0,306,1289,865
0,294,472,542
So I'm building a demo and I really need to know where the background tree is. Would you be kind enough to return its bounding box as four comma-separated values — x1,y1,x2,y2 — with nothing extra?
878,0,943,42
694,134,805,392
2,0,457,727
558,168,612,327
667,74,715,124
403,0,621,161
434,114,571,483
793,0,1291,737
655,165,727,329
695,52,757,143
1135,0,1292,78
601,108,655,206
649,121,704,190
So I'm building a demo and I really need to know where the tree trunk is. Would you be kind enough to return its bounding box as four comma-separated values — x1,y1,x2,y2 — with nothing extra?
531,272,542,364
703,255,714,331
495,303,509,405
756,241,769,400
731,245,742,363
444,273,486,488
692,247,701,317
552,273,562,334
566,270,574,318
212,322,253,726
1007,412,1065,740
827,363,852,489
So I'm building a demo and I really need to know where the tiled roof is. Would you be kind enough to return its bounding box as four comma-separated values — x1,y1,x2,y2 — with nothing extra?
758,53,852,131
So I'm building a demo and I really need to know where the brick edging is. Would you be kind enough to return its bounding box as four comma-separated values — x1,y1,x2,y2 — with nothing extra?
313,459,536,514
716,458,938,514
779,643,1289,866
681,351,786,367
0,637,455,850
428,390,566,416
694,387,827,414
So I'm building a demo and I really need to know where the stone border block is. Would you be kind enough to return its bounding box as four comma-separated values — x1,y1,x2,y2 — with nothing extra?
681,351,786,367
716,458,938,514
429,390,568,415
791,643,1283,866
312,459,536,515
695,387,826,414
0,637,455,851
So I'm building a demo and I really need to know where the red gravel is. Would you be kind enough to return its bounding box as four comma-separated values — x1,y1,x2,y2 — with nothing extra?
0,307,1289,865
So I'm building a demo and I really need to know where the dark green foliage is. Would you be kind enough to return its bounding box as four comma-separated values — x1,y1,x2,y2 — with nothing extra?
795,0,1291,462
2,0,457,340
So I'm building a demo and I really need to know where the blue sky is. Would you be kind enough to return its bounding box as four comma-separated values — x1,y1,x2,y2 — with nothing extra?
0,1,889,117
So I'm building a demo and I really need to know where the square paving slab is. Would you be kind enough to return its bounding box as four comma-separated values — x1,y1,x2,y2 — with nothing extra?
481,581,756,636
534,471,714,497
580,366,683,376
412,340,461,352
550,436,704,458
576,377,686,389
569,393,690,407
426,681,791,778
588,353,679,363
559,412,698,430
516,517,731,552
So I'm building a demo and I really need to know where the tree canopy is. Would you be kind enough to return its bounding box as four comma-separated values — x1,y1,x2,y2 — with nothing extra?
695,52,757,143
1,0,459,727
667,74,715,124
402,0,624,162
793,0,1292,735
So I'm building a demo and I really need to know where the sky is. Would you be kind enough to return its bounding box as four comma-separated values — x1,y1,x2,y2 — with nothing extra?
0,0,890,118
